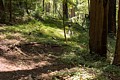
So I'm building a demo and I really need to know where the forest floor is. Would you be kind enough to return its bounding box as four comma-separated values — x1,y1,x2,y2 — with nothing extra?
0,18,120,80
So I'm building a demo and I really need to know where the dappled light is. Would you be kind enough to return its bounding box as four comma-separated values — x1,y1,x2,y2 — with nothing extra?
0,0,120,80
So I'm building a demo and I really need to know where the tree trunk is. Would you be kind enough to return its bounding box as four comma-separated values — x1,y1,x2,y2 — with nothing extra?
43,0,45,12
46,3,50,12
89,0,109,58
70,6,75,18
63,0,68,42
113,0,120,66
25,0,29,14
0,0,5,23
63,0,68,19
9,0,12,22
108,0,116,35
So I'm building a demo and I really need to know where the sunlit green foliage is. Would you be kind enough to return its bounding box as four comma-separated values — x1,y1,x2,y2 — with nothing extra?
0,16,119,80
0,0,120,80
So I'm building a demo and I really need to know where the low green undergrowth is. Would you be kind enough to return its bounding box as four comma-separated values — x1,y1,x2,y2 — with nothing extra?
0,18,119,80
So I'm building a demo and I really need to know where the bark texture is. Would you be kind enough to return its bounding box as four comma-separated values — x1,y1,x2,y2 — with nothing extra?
89,0,109,57
108,0,116,34
113,0,120,66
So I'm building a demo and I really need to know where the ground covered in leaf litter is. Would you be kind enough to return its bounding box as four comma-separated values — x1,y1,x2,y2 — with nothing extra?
0,23,119,80
0,39,95,80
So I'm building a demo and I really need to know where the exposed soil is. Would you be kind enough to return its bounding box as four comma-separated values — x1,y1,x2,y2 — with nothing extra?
0,39,73,80
0,24,119,80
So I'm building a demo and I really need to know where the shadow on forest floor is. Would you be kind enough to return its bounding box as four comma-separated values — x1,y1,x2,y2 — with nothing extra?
0,40,117,80
0,18,120,80
0,40,79,80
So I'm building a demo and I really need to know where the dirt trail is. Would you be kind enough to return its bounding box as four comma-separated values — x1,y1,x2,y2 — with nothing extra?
0,39,73,80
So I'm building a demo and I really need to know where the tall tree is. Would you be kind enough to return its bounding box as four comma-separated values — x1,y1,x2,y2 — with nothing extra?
63,0,68,42
113,0,120,66
70,6,75,17
53,0,57,15
63,0,68,19
9,0,12,22
25,0,29,14
108,0,116,35
0,0,5,23
89,0,109,58
43,0,45,12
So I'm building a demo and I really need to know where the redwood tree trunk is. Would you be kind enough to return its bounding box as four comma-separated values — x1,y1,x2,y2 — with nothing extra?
113,0,120,66
108,0,116,35
89,0,109,57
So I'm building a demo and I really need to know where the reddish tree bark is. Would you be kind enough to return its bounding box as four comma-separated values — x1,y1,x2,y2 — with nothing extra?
89,0,109,57
113,0,120,66
108,0,116,35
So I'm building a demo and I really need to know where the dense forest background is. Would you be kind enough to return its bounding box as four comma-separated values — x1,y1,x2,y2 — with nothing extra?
0,0,120,80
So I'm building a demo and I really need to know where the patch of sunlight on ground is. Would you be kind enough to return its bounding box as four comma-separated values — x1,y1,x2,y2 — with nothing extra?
70,68,98,80
55,67,102,80
0,35,6,40
40,25,64,38
5,33,25,41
